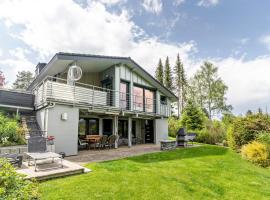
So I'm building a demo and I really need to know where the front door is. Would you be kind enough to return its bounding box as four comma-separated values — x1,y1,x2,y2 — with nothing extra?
145,120,154,143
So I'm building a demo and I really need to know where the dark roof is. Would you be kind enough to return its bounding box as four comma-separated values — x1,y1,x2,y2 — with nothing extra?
0,89,34,109
29,52,178,100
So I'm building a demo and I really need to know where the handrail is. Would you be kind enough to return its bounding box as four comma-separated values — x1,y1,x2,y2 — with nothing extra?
33,76,171,116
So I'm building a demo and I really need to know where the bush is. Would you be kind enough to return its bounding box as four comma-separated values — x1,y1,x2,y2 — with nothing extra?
256,132,270,146
241,141,270,167
195,120,226,144
0,158,40,199
168,117,181,137
227,114,270,150
0,113,26,146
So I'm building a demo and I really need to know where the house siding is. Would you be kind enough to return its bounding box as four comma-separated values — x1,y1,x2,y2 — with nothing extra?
46,105,79,156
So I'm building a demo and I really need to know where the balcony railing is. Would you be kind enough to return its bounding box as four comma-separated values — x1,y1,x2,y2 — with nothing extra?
33,76,171,117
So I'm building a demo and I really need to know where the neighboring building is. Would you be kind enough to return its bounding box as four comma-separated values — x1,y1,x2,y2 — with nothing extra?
1,53,178,156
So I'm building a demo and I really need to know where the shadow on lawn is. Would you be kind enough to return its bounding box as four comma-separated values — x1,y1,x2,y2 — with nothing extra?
127,145,228,163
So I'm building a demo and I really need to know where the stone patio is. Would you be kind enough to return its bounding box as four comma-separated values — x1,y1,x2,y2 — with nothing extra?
66,144,161,164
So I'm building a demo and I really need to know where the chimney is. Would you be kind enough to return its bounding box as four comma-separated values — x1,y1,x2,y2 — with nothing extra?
35,63,47,77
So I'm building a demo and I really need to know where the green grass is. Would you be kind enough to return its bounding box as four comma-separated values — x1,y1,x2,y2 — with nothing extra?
40,145,270,200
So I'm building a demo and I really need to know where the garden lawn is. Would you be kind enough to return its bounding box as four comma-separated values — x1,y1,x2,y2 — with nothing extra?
40,145,270,200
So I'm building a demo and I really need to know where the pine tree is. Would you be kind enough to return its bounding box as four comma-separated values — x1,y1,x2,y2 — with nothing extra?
155,58,164,84
174,53,188,117
13,71,34,90
164,56,173,90
181,100,206,131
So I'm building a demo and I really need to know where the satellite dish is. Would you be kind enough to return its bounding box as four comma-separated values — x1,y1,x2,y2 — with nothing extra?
67,64,82,82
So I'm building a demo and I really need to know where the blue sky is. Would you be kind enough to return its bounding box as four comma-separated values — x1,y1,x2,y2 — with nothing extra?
1,0,270,115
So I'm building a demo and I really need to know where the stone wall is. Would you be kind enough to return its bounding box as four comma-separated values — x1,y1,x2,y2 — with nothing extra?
0,145,27,154
160,140,176,151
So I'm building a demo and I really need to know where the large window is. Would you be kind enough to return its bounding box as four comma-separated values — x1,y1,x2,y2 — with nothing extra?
133,86,144,111
88,119,99,135
145,89,154,113
133,86,155,112
120,81,129,109
79,119,86,136
78,118,99,136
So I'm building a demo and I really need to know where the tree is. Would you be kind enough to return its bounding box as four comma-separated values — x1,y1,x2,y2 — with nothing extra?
164,56,173,90
155,58,164,84
0,71,6,88
189,61,232,119
181,100,206,131
174,53,188,117
12,71,34,90
246,110,253,116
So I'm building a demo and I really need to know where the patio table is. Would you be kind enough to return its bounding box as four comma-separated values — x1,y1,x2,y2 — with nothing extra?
25,152,63,171
85,135,101,149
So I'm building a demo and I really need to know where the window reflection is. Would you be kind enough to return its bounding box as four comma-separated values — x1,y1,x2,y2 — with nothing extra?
120,82,129,109
145,89,154,112
133,86,144,111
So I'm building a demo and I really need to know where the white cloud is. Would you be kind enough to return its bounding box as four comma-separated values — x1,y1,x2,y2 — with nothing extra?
196,56,270,114
173,0,185,6
95,0,123,5
260,35,270,50
0,48,35,87
142,0,162,14
197,0,219,7
0,0,193,85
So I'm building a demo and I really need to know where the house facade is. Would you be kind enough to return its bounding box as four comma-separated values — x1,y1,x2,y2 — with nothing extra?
24,53,177,156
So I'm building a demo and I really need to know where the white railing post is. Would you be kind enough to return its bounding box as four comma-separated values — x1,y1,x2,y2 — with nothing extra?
42,80,45,103
92,85,95,106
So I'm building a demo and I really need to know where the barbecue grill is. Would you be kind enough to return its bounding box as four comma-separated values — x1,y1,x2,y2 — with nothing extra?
176,128,186,146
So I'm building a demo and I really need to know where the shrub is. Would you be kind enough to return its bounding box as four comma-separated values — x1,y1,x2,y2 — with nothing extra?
241,141,270,167
168,117,181,137
195,120,226,144
0,158,40,199
227,114,270,150
256,132,270,146
0,113,26,146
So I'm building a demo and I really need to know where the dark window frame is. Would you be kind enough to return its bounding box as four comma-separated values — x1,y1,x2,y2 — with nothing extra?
120,80,130,110
133,84,156,113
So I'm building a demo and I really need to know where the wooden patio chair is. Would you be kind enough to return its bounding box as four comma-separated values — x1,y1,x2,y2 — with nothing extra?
105,135,117,149
97,135,108,150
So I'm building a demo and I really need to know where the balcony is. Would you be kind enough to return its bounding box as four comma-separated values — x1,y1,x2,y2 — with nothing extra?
34,76,170,117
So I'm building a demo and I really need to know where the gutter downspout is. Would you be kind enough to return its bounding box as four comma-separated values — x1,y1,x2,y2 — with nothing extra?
43,103,55,137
